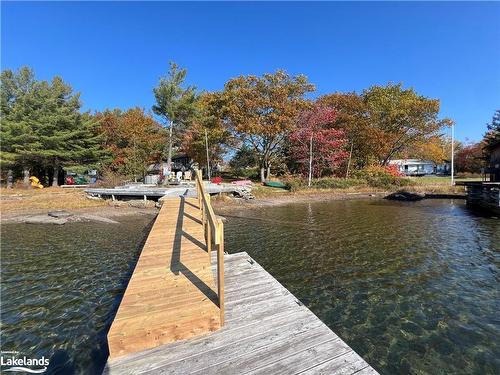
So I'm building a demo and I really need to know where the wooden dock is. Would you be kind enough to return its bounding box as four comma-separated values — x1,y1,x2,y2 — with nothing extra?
105,252,377,374
107,196,222,358
106,171,378,373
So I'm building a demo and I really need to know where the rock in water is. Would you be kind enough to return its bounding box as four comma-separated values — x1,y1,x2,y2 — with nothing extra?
48,210,73,218
25,215,67,225
78,214,119,224
384,191,425,201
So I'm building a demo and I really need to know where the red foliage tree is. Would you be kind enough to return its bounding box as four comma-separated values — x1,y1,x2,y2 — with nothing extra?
289,105,348,184
455,142,485,173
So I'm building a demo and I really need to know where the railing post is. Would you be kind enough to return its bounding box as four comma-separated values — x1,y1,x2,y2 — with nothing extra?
205,193,212,257
217,219,225,325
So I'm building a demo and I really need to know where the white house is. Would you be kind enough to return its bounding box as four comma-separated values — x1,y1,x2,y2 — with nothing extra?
388,159,436,176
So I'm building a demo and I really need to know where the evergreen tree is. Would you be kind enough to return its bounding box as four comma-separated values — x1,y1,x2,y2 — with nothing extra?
152,62,197,178
1,67,44,185
1,67,105,186
484,109,500,147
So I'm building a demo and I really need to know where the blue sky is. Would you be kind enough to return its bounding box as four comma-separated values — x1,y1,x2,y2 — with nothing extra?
2,1,499,142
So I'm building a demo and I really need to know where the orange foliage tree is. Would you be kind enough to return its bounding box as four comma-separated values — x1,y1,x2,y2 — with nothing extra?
221,70,314,182
95,108,166,181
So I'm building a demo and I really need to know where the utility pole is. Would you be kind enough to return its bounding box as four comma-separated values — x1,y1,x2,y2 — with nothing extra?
205,129,211,180
451,123,455,186
308,135,313,187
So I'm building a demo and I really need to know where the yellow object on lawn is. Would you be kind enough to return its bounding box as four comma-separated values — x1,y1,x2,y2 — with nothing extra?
29,176,44,189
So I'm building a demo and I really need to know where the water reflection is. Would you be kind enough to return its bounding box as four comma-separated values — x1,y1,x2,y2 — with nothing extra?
1,215,155,374
224,199,500,374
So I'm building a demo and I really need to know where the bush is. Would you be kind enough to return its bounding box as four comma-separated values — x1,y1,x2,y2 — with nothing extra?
284,177,307,192
312,177,365,189
94,169,129,188
352,165,414,189
284,177,365,192
230,167,260,180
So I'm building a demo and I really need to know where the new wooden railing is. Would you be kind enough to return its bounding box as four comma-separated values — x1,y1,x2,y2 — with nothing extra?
195,169,225,325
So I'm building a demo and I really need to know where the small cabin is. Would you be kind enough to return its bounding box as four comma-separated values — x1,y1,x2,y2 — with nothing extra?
388,159,436,176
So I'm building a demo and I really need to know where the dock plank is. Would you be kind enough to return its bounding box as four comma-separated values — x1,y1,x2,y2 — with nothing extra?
105,253,378,374
107,197,220,359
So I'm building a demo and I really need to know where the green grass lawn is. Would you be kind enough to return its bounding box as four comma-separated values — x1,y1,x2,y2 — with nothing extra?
410,176,484,185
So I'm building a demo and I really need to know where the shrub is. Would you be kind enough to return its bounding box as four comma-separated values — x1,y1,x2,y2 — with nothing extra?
312,178,365,189
95,169,129,188
352,165,414,189
284,177,307,192
284,177,365,191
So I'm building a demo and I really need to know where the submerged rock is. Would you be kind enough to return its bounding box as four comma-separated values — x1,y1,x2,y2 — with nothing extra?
23,212,118,225
78,214,119,224
385,191,425,201
48,210,74,218
25,215,67,225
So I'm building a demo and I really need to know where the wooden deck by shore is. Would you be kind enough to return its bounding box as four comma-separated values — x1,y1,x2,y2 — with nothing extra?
105,171,378,374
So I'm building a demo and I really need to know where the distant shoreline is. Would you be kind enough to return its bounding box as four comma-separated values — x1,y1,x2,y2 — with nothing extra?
1,184,467,223
212,189,466,213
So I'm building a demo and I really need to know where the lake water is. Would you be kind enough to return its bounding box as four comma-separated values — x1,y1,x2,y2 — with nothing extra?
0,214,155,374
224,199,500,374
1,200,499,374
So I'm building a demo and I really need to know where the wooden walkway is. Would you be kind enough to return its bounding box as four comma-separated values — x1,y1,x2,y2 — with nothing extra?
105,252,378,374
107,197,221,358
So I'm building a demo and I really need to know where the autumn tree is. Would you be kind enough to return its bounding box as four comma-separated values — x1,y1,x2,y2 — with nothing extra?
181,92,232,175
221,70,314,182
363,83,453,165
96,108,165,181
403,135,447,163
289,105,348,186
316,92,378,167
456,141,485,173
152,62,197,177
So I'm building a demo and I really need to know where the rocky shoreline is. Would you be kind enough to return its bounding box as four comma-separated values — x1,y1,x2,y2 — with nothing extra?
1,202,158,224
1,189,467,224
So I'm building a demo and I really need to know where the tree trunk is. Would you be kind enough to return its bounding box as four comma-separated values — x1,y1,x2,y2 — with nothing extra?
167,121,174,170
260,166,266,183
266,166,271,180
345,141,354,178
52,159,59,187
7,169,13,189
23,167,30,188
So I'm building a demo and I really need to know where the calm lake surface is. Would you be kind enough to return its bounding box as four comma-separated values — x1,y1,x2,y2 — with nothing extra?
1,200,499,374
224,199,500,375
1,214,155,374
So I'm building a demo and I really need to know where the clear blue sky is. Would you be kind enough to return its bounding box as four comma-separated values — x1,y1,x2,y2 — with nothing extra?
2,1,499,142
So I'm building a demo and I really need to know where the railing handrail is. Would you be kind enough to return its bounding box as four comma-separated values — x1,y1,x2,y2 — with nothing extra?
195,169,225,325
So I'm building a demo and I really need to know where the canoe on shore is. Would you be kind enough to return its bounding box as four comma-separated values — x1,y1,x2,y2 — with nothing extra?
263,181,287,189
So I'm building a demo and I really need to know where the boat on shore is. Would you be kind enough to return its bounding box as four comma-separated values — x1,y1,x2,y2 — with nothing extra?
263,180,287,189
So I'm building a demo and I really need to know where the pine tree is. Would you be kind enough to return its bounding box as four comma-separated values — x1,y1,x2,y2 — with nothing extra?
1,67,44,185
1,67,105,186
152,62,197,178
484,109,500,147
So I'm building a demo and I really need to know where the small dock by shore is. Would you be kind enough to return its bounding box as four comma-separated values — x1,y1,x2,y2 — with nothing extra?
85,182,250,201
457,181,500,215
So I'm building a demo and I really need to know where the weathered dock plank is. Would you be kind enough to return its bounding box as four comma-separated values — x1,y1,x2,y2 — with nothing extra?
104,252,378,374
106,197,220,359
